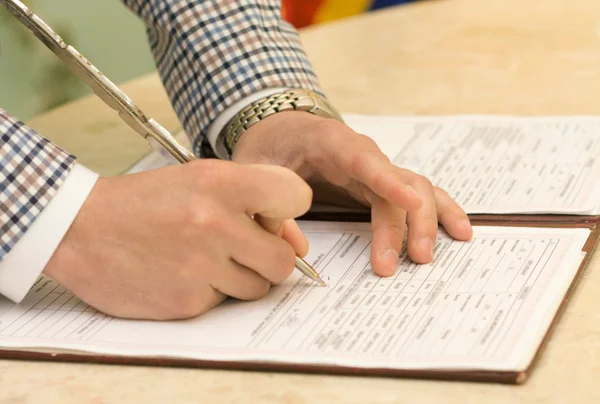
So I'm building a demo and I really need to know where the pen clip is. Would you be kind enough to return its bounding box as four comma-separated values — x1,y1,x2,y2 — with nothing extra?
146,119,194,164
1,0,196,165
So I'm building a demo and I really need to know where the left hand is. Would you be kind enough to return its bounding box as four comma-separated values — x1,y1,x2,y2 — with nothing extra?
232,111,473,276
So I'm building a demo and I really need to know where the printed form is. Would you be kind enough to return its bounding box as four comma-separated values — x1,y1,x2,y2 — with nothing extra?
124,115,600,215
346,115,600,214
0,222,589,372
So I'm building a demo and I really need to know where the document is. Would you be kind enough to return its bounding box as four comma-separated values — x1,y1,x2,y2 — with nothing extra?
346,115,600,214
0,222,589,374
125,115,600,215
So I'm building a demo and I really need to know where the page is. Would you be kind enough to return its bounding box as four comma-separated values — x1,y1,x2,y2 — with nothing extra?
346,114,600,214
0,223,589,372
125,115,600,215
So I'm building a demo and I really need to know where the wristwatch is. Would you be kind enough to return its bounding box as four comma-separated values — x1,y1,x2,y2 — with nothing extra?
216,88,344,159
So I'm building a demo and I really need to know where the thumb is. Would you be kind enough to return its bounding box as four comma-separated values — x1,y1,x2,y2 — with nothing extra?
240,164,313,219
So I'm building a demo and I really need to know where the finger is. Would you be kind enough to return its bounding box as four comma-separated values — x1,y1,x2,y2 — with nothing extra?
370,191,407,277
254,216,308,258
254,215,284,236
179,287,227,320
231,164,313,219
230,216,298,284
309,175,366,207
194,288,227,317
147,286,227,321
434,187,473,240
406,177,438,264
281,219,309,257
323,134,422,211
212,259,271,301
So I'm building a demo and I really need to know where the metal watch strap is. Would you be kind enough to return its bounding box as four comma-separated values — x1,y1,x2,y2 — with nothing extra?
218,89,343,158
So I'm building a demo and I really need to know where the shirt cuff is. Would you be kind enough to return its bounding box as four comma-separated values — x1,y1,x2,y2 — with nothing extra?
0,164,99,303
207,87,287,159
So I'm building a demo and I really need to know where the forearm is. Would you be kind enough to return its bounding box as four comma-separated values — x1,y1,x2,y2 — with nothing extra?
120,0,323,156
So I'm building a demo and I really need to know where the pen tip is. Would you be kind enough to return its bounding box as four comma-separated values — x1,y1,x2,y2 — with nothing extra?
318,279,327,287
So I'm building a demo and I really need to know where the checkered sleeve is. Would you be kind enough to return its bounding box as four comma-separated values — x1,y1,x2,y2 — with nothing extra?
0,108,76,263
121,0,323,157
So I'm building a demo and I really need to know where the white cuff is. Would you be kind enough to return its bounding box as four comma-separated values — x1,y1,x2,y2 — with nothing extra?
0,164,99,303
207,87,287,159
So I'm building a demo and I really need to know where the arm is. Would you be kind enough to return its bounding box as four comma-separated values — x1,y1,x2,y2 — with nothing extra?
121,0,472,273
0,0,315,309
0,108,98,302
0,111,311,317
120,0,322,157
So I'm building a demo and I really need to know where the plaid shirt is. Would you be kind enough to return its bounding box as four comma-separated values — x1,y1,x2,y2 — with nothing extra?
0,0,322,262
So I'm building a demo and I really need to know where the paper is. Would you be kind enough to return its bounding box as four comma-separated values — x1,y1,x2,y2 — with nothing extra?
0,222,589,372
346,115,600,214
125,115,600,215
125,130,190,174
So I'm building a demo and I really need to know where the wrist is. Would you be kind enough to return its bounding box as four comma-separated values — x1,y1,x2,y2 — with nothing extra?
232,111,327,176
43,177,107,293
217,88,343,160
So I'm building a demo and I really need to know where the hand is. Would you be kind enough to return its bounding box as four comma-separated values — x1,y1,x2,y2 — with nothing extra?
43,160,312,320
232,111,473,276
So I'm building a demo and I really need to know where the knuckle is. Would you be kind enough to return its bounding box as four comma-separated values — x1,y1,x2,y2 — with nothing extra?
433,186,450,198
387,222,407,241
245,278,271,300
166,290,204,319
356,132,375,144
369,171,386,190
357,133,385,154
184,201,227,237
413,175,433,190
165,263,220,319
314,117,347,135
420,210,439,225
187,159,234,188
176,299,202,319
350,150,372,176
350,148,388,179
170,268,203,310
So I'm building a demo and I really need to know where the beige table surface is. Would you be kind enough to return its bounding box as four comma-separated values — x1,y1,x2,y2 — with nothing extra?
3,0,600,402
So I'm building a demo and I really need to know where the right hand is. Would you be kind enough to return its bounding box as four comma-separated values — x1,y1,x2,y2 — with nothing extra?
43,160,313,320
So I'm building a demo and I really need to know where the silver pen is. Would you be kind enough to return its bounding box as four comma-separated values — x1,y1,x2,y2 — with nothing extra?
2,0,326,287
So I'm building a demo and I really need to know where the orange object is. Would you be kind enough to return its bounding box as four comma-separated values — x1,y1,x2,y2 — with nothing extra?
282,0,325,28
282,0,414,28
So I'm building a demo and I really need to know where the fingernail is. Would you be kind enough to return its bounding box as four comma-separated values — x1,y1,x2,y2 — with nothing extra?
418,237,434,259
381,249,399,269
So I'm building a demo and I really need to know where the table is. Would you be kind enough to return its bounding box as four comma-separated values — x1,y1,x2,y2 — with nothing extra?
3,0,600,402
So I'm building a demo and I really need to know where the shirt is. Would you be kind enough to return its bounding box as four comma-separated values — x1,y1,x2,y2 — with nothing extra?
0,0,324,302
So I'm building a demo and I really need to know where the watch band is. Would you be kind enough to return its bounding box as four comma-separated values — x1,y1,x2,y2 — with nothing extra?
217,89,343,159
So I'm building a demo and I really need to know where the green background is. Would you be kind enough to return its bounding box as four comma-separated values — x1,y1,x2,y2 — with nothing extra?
0,0,156,121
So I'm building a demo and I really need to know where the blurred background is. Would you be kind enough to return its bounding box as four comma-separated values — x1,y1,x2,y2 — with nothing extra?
0,0,417,122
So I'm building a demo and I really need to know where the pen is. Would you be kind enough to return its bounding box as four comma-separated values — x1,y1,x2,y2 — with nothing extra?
2,0,327,287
